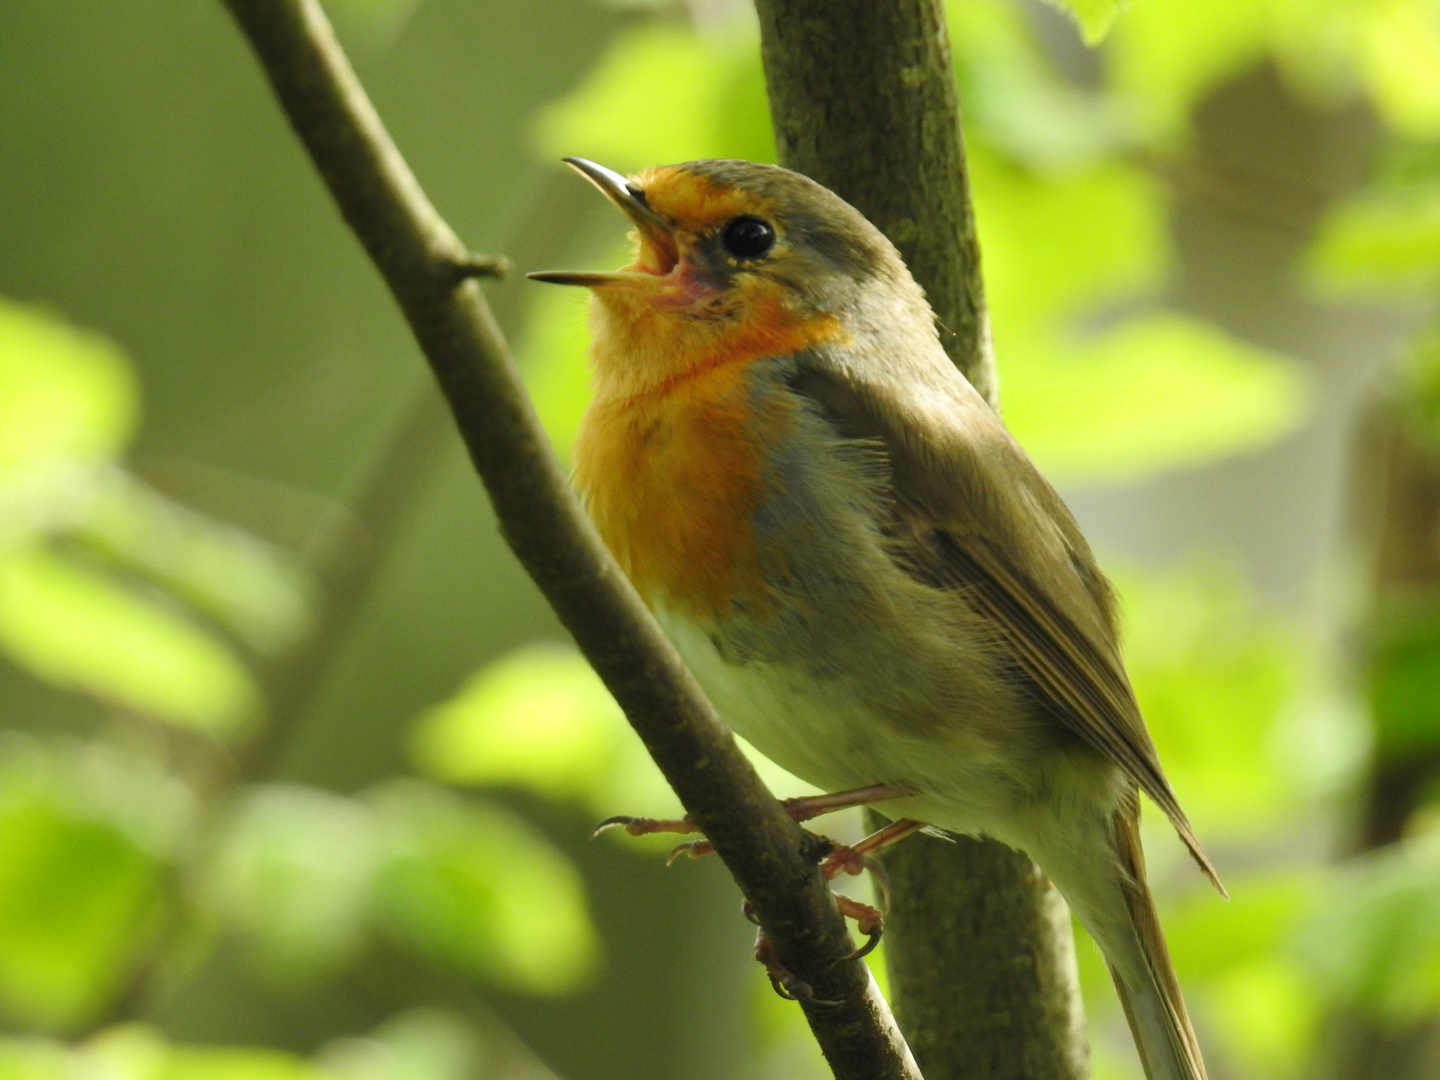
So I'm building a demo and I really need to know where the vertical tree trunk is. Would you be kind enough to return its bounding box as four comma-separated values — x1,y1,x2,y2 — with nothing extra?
752,3,1091,1078
1331,394,1440,1080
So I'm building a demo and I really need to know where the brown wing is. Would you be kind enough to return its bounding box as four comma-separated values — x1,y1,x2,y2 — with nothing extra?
789,357,1224,894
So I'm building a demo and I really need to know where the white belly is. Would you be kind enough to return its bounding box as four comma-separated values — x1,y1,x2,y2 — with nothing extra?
656,609,1029,839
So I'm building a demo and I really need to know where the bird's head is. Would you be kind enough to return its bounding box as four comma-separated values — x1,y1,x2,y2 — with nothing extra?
529,158,921,397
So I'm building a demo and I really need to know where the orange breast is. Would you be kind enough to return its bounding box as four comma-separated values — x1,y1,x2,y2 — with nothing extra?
573,266,846,622
573,359,785,622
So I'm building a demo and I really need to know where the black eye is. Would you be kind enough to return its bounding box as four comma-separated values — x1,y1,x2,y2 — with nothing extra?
721,216,776,259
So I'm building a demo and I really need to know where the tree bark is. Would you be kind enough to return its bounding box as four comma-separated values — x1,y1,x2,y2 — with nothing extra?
753,2,1092,1077
218,1,920,1076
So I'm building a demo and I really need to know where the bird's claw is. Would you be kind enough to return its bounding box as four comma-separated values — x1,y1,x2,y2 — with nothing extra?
665,838,715,864
755,928,843,1008
589,814,699,841
833,892,885,961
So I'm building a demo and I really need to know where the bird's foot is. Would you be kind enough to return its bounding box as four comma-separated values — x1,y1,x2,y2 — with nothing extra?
752,921,844,1009
595,796,923,996
811,817,923,960
590,813,700,841
589,782,905,847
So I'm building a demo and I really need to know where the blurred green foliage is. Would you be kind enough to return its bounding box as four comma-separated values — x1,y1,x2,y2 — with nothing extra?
528,0,1311,485
4,0,1440,1078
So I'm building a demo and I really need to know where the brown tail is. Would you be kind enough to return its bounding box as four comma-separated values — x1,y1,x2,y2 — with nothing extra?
1106,799,1208,1080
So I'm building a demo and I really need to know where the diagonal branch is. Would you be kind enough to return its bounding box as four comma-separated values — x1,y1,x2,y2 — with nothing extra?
216,1,920,1077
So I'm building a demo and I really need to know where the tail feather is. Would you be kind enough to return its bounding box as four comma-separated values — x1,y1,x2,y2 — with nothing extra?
1106,799,1208,1080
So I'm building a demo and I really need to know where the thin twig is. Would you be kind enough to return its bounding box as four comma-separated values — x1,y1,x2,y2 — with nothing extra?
217,1,920,1076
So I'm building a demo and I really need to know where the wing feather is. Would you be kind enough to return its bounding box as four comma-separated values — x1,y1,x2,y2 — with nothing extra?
788,356,1224,894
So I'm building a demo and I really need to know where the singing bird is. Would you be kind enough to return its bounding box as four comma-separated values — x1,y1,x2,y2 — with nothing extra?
531,157,1222,1080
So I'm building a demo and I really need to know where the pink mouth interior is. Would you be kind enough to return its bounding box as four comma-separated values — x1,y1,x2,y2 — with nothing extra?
632,228,680,277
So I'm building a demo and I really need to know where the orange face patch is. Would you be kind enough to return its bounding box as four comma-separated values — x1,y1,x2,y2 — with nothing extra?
631,166,780,242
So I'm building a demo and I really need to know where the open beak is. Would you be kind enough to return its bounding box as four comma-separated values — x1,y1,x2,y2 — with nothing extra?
527,158,678,287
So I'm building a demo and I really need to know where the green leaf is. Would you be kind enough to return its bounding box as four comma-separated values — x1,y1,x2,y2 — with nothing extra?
75,470,314,657
517,274,612,462
1040,0,1125,46
1354,0,1440,137
1206,957,1319,1078
1165,871,1319,980
0,764,162,1030
1368,595,1440,756
0,300,136,494
0,544,261,737
0,1036,67,1080
369,780,599,995
316,1009,482,1080
1113,563,1311,833
1004,314,1308,482
534,23,746,172
1299,831,1440,1024
84,1025,321,1080
410,641,626,802
410,643,817,829
971,147,1167,326
1107,0,1268,140
949,0,1130,171
202,786,380,983
1307,181,1440,294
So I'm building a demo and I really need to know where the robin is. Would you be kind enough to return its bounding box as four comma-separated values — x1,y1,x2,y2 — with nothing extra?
530,157,1222,1080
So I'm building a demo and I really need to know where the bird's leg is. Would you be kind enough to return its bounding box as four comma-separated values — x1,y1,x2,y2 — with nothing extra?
596,789,922,994
819,816,926,880
744,816,926,1000
818,818,926,960
590,782,905,863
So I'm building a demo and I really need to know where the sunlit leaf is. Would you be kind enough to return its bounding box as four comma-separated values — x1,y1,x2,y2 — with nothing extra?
411,642,816,829
1308,182,1440,294
1107,0,1269,140
410,641,624,801
317,1009,481,1080
0,544,261,737
1166,871,1319,979
534,23,747,171
85,1024,321,1080
1115,564,1309,833
76,470,314,657
410,639,683,824
1040,0,1125,46
369,780,598,995
1077,870,1322,1077
971,148,1167,326
0,300,136,542
0,300,136,485
1209,958,1319,1078
1358,0,1440,136
1005,315,1307,482
0,1035,67,1080
518,274,599,462
1299,831,1440,1024
949,0,1130,171
0,753,163,1030
202,786,380,983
